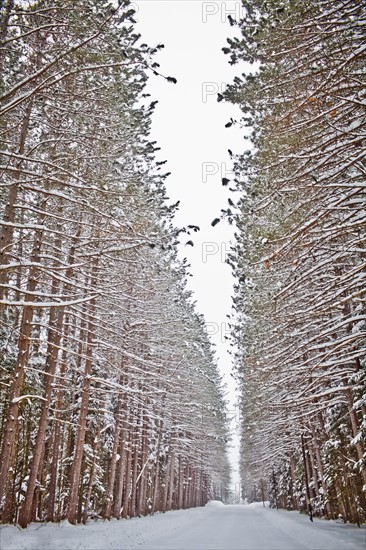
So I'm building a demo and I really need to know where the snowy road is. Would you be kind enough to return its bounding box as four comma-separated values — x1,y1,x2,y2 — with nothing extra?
1,502,365,550
138,502,365,550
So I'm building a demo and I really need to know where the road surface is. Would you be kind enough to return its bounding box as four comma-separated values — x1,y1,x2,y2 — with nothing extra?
138,502,365,550
1,501,365,549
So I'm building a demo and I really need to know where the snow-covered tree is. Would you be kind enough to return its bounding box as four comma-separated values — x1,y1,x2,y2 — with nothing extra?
224,0,366,523
0,0,230,526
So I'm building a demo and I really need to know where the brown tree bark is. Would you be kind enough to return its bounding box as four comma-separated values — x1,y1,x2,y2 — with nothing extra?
105,391,122,520
0,228,43,516
137,416,148,516
46,315,69,522
121,437,132,519
162,439,173,513
177,455,184,510
151,419,163,515
67,287,97,524
130,418,140,518
167,451,176,511
113,424,126,520
19,295,65,526
0,99,33,302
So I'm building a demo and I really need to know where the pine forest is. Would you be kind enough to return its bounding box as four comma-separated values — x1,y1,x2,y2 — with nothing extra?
0,0,230,526
225,0,366,525
0,0,365,531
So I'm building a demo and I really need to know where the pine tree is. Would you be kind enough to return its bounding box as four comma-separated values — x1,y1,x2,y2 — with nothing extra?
225,0,366,523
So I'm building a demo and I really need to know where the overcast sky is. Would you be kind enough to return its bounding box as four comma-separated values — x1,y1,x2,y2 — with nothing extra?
134,1,249,492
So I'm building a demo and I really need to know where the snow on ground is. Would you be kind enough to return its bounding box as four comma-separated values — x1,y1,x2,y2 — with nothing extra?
1,502,365,550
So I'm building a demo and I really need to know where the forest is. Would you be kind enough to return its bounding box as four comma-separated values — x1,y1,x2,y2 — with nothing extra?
225,0,366,524
1,0,365,531
0,0,230,526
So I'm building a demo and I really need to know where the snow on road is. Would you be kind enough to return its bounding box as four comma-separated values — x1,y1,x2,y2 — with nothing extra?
1,501,365,550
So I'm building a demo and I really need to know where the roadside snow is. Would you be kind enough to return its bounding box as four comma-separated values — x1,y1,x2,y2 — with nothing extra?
1,502,365,550
1,506,202,550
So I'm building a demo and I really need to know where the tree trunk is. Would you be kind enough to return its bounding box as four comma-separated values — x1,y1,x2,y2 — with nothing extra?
67,291,97,524
162,441,172,513
301,434,313,522
19,300,65,526
151,420,163,515
0,99,33,302
121,438,132,519
177,455,184,510
130,422,140,518
0,228,43,515
137,414,148,516
347,391,366,485
105,393,122,520
46,313,70,521
113,425,126,520
310,423,332,517
167,451,175,511
82,426,101,524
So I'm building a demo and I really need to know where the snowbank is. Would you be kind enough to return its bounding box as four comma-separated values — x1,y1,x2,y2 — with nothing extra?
1,507,206,550
205,500,226,507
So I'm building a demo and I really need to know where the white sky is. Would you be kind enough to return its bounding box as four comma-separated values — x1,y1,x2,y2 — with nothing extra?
134,0,249,493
